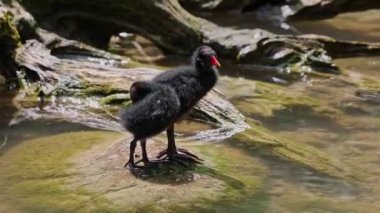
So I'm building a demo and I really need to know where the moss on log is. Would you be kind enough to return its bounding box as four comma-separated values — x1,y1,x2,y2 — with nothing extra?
0,8,21,79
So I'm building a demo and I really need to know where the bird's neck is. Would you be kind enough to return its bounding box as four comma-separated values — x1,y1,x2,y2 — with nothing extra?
195,63,218,91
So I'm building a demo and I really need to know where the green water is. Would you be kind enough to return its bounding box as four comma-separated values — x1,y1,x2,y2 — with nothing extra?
1,9,380,213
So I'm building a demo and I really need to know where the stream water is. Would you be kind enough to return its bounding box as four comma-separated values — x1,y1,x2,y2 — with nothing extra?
1,10,380,213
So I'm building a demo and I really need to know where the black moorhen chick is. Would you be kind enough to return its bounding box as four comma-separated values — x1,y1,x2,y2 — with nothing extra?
152,45,221,163
120,81,180,174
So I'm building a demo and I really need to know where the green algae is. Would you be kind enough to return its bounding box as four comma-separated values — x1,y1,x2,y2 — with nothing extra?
0,11,21,80
250,81,319,117
0,11,21,50
358,78,380,92
268,180,378,213
69,137,267,212
233,119,354,180
81,84,124,96
0,131,124,212
227,74,376,131
130,143,267,212
225,78,341,120
194,144,265,196
234,58,380,123
216,76,357,180
125,59,170,70
179,144,270,212
0,130,267,212
99,93,130,106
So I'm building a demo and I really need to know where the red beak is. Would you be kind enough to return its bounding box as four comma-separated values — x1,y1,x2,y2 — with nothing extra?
210,56,221,67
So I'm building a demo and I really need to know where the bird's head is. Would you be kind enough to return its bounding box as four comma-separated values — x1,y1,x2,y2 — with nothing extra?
130,81,153,103
193,46,221,71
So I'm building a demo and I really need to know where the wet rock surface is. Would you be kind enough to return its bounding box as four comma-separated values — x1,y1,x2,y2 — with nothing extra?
69,138,226,210
0,131,265,212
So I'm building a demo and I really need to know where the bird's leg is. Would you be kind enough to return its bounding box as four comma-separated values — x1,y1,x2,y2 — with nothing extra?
156,125,176,159
167,124,177,159
124,138,143,176
124,138,137,167
135,139,162,167
141,139,149,163
157,125,203,166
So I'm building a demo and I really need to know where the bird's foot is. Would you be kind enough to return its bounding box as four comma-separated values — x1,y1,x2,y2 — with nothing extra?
124,161,145,177
157,148,203,167
135,158,170,168
157,148,202,161
124,159,171,178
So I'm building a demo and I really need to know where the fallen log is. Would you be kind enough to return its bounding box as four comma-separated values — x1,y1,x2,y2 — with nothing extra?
13,40,248,140
17,0,380,82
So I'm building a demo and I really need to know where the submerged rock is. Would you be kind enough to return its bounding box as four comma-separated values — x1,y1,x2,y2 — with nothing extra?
355,90,380,104
0,131,265,212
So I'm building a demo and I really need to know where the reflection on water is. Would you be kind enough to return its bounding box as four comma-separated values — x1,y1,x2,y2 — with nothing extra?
191,9,380,43
293,10,380,42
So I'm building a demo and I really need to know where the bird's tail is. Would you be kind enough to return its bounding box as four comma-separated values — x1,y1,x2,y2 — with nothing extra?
118,108,132,131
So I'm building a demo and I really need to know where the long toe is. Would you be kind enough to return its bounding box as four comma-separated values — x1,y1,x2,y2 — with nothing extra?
127,163,142,177
124,160,130,168
156,149,168,159
157,148,202,161
169,156,190,167
143,160,165,169
177,148,203,161
169,152,203,168
127,160,176,178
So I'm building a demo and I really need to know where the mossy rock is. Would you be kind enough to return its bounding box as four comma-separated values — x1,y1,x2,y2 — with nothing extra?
266,178,373,213
0,11,21,51
0,131,266,212
232,119,355,180
68,136,266,211
0,10,21,78
219,77,340,119
0,131,122,212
